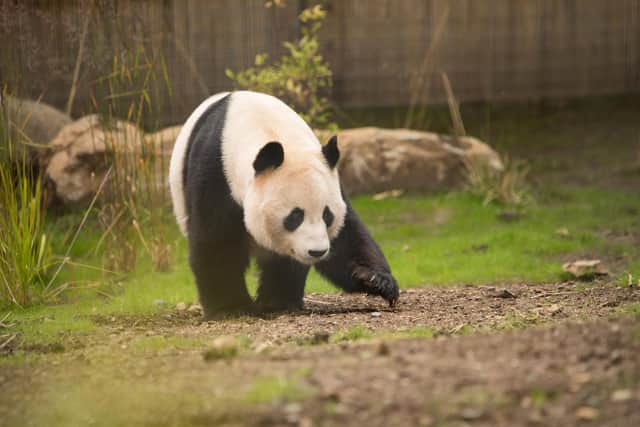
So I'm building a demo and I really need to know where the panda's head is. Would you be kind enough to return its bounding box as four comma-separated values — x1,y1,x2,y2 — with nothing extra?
243,136,347,265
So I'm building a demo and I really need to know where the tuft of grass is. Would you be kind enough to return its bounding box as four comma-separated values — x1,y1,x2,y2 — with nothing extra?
243,375,312,404
528,388,560,409
0,95,57,308
495,312,541,331
0,350,43,367
330,324,373,343
620,302,640,317
132,335,205,353
8,305,96,346
403,326,436,338
464,153,531,207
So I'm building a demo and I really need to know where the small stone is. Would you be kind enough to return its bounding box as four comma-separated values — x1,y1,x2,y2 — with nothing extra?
459,407,484,420
152,299,166,307
187,304,203,315
175,302,187,311
283,402,302,414
418,415,434,426
575,406,599,420
377,341,391,356
253,341,273,354
547,304,562,315
562,259,608,278
610,389,633,402
497,210,522,222
203,335,239,361
370,311,382,317
571,372,592,385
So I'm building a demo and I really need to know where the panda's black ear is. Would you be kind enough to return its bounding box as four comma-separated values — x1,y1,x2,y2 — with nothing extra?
254,141,284,175
322,135,340,169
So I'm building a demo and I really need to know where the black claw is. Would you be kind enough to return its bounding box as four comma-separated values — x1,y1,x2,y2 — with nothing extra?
361,269,400,306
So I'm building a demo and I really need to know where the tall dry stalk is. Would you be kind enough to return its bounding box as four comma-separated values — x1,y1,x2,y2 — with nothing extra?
440,72,531,206
404,5,450,129
441,72,466,140
92,46,173,273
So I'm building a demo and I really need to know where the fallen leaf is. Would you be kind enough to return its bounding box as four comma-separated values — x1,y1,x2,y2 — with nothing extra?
575,406,599,420
610,389,633,402
372,189,404,201
547,304,562,315
459,407,484,420
487,288,517,299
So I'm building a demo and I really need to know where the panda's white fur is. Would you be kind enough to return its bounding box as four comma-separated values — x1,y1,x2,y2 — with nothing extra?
170,91,347,265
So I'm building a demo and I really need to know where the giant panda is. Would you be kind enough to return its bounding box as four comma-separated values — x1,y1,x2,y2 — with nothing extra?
169,91,399,318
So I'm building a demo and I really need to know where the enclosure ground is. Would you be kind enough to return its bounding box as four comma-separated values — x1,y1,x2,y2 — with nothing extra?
2,281,639,426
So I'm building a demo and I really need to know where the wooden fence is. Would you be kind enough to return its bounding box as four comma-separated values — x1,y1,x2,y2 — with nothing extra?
1,0,639,125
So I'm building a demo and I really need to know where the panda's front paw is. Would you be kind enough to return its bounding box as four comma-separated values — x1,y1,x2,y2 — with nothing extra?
353,267,400,307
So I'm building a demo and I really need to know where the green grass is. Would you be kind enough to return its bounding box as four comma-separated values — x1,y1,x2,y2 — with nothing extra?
243,374,313,403
330,324,373,342
2,185,639,345
621,302,640,317
131,335,206,352
329,325,436,343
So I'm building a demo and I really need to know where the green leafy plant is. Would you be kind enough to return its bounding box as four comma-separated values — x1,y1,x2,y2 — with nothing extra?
226,5,335,129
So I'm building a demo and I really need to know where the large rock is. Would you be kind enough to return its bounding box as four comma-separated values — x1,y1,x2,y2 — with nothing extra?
43,115,144,205
42,121,499,206
42,117,181,206
1,96,72,167
318,127,503,195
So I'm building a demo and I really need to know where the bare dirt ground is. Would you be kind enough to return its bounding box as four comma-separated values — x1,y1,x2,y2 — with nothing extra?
2,281,640,426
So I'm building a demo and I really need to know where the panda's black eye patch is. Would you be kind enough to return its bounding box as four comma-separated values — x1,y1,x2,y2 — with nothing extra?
323,206,334,227
284,207,304,232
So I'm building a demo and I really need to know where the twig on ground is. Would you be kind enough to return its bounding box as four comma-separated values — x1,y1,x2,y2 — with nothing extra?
303,297,334,306
531,291,577,299
0,333,16,350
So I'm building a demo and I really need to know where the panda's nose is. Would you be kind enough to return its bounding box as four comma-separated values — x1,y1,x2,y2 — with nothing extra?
308,249,328,258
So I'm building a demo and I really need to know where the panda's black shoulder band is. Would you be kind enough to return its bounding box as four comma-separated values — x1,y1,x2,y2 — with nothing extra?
254,142,284,175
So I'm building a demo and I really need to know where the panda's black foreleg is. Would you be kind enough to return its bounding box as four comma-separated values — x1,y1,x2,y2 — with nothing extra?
255,253,310,312
188,237,253,319
315,201,400,306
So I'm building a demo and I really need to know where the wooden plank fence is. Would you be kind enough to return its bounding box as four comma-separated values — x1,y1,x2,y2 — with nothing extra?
1,0,638,125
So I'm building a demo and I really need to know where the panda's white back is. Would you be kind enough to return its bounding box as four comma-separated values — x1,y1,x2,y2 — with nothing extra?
221,91,321,204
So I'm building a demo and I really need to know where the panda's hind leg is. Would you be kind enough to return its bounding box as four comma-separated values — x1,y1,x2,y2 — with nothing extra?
189,236,253,319
255,253,309,313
